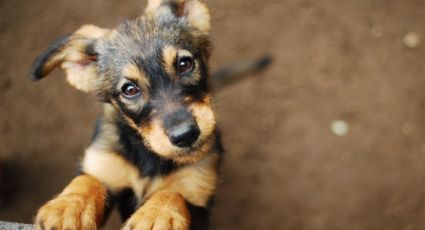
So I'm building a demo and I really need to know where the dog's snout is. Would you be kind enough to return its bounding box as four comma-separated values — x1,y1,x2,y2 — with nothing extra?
169,122,200,148
164,108,200,148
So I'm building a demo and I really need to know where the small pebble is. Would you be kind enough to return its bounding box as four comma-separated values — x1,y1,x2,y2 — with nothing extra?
330,120,349,136
403,32,421,49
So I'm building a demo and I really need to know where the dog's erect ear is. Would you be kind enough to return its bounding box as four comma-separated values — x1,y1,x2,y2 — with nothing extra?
146,0,210,34
31,25,110,92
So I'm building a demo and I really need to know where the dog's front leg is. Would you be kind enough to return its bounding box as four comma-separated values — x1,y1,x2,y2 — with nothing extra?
34,174,106,230
122,190,190,230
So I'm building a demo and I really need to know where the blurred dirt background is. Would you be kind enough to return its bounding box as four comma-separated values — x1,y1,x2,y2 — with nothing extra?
1,0,425,229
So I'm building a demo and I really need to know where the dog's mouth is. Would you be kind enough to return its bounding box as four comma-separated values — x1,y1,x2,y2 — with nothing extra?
167,133,215,164
177,138,203,154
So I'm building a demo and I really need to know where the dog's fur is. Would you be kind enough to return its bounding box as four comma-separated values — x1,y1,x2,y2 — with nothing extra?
31,1,272,229
32,1,221,229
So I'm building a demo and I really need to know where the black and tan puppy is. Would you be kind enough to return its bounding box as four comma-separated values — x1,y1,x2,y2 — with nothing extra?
32,0,221,229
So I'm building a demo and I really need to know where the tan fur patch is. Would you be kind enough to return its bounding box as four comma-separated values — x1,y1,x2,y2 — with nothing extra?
189,97,216,147
74,24,110,39
34,175,106,230
61,60,99,92
174,135,215,164
162,45,177,76
123,190,190,230
142,117,181,158
147,152,219,207
183,1,211,33
145,0,164,14
177,49,192,58
81,147,149,198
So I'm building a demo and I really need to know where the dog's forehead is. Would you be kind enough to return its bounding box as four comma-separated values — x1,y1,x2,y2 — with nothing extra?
103,17,192,56
95,17,198,81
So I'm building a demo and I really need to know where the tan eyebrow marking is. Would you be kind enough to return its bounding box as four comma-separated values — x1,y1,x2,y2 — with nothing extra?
162,45,178,77
122,63,150,88
122,63,150,97
122,64,148,84
177,50,192,58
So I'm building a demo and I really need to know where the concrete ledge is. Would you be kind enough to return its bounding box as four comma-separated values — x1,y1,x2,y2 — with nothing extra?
0,221,33,230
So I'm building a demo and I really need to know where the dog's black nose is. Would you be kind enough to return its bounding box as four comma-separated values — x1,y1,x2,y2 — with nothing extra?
169,122,200,148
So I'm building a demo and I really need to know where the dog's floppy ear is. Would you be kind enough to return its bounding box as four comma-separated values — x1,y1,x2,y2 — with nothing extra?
31,25,110,92
146,0,210,34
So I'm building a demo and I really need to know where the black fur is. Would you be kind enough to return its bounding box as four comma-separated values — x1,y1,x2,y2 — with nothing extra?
116,188,139,222
187,202,210,230
102,190,118,224
163,108,195,131
31,34,70,80
116,116,179,177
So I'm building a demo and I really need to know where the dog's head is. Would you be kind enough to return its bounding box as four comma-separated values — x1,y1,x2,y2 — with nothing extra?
32,0,215,164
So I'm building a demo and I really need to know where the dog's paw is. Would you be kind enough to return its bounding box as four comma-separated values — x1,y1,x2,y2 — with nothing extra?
122,191,190,230
35,194,98,230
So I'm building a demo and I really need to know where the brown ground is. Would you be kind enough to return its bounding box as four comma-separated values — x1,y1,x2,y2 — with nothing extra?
1,0,425,229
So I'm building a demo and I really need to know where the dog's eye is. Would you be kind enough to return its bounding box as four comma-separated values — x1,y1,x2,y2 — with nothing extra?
121,83,140,98
177,56,194,75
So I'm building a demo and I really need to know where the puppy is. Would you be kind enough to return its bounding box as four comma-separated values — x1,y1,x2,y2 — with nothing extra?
32,0,221,229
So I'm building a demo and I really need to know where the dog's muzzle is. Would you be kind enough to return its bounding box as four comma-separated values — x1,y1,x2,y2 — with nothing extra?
164,108,200,148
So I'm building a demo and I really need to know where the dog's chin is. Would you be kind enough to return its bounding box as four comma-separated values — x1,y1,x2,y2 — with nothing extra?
160,136,215,164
